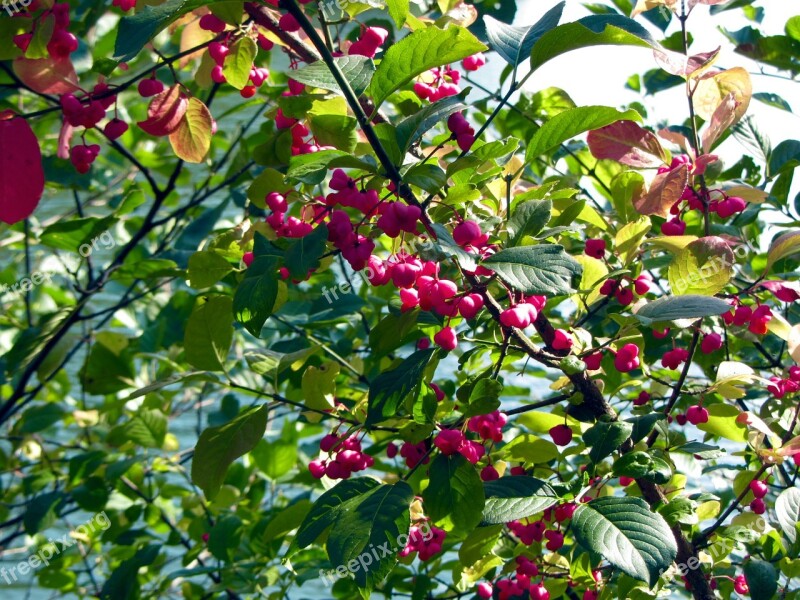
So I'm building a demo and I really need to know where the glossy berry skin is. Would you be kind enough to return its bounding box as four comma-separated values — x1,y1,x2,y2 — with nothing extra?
701,332,723,354
104,118,128,140
551,329,574,352
750,498,766,514
199,13,226,33
733,574,749,595
480,465,500,481
549,424,572,446
686,405,709,425
749,479,768,499
476,582,493,599
462,52,486,71
585,238,606,259
583,352,603,370
530,583,550,600
614,344,640,373
544,529,564,551
138,78,164,98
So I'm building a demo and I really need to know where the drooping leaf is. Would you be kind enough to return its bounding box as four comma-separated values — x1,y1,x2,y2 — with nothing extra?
632,163,689,217
0,114,45,224
483,2,564,68
223,36,257,90
291,55,376,97
507,199,552,246
423,454,484,531
481,244,582,295
526,106,642,161
572,496,677,586
668,236,735,295
233,235,282,337
529,14,655,73
288,477,381,557
693,67,752,124
367,349,436,425
187,251,233,289
12,56,79,94
743,560,778,600
369,25,487,108
326,482,413,590
284,224,328,279
191,404,269,499
169,97,214,163
767,230,800,271
633,294,732,325
701,92,739,152
183,295,234,371
395,96,466,154
386,0,409,27
482,476,558,524
583,420,633,463
587,120,668,168
138,85,189,137
776,487,800,544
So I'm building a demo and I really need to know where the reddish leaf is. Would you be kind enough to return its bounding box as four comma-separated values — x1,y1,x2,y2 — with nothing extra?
587,120,668,168
701,92,739,152
760,280,800,303
0,112,45,224
653,47,720,78
169,97,213,163
57,118,74,159
138,85,189,137
13,56,79,95
694,153,719,175
633,163,689,218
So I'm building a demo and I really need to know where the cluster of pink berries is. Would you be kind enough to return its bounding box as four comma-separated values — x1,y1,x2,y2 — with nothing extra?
479,569,550,600
722,301,773,335
265,192,316,239
206,37,271,98
661,347,689,370
583,342,641,373
467,410,507,442
308,433,374,480
768,366,800,398
748,478,768,514
599,273,651,306
390,441,430,469
277,106,337,156
60,84,124,172
433,429,486,463
398,521,446,561
499,295,547,329
413,66,462,102
14,3,77,58
462,53,486,71
446,113,475,152
348,26,389,58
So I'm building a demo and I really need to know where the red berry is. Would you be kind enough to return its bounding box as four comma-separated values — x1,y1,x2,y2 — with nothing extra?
583,352,603,370
700,332,723,354
138,78,164,98
686,405,709,425
614,343,640,373
199,13,226,33
549,424,572,446
104,118,128,140
585,238,606,259
434,326,457,351
240,85,257,98
552,329,574,351
480,465,500,481
749,479,768,499
750,498,766,514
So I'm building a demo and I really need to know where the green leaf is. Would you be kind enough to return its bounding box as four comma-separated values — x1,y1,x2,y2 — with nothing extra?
113,0,211,62
583,420,633,463
39,216,117,252
369,25,487,108
612,451,671,484
423,454,484,531
233,235,282,337
100,544,160,600
769,139,800,178
284,224,328,279
627,412,666,444
614,216,651,266
482,476,558,524
633,295,732,325
187,251,233,289
767,230,800,271
696,403,748,442
776,487,800,544
191,404,269,499
529,14,655,73
484,2,564,67
744,560,778,600
526,105,642,161
481,244,582,295
386,0,409,27
287,149,351,182
169,97,213,163
223,36,257,90
572,496,677,586
508,199,552,246
184,296,234,371
367,349,435,425
309,113,358,153
17,403,66,434
369,310,420,357
753,92,792,113
395,96,466,154
288,478,380,557
121,409,168,448
291,55,376,97
459,525,503,565
327,482,413,589
462,378,503,417
668,236,734,295
79,333,135,395
251,439,297,480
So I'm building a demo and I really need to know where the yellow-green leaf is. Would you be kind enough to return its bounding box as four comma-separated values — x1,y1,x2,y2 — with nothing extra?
169,97,213,163
668,236,734,295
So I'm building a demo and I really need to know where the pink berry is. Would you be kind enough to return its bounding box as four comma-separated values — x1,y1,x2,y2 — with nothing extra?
462,52,486,71
585,238,606,259
551,329,574,352
279,13,301,32
199,13,226,33
530,583,550,600
208,41,229,64
477,582,493,599
700,332,723,354
480,465,500,481
104,118,128,140
634,274,651,295
619,476,634,486
614,344,640,373
661,218,687,236
544,529,564,551
750,498,766,514
733,574,749,594
616,287,634,306
686,405,709,425
138,78,164,98
549,424,572,446
309,459,326,478
434,326,457,351
749,479,768,499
